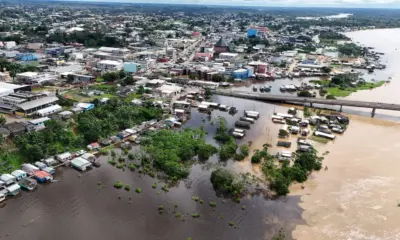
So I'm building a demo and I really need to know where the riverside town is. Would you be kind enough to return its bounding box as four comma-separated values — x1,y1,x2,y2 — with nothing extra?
0,2,400,240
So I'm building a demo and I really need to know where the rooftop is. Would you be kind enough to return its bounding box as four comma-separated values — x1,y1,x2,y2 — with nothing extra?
17,96,59,111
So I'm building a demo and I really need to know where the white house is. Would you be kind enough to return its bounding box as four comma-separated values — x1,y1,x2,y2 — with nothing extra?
96,60,123,72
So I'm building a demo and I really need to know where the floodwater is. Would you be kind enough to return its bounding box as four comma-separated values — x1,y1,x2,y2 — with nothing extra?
292,28,400,240
0,96,304,240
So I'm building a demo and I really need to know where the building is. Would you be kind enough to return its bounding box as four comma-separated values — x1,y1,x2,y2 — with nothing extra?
4,122,26,136
36,104,62,117
123,62,142,73
65,73,95,84
214,38,230,53
71,157,92,171
219,53,238,61
16,96,59,116
96,60,123,72
28,117,51,130
76,103,94,111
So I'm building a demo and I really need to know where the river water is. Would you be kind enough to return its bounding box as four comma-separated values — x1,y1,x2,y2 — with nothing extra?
1,29,399,240
292,28,400,240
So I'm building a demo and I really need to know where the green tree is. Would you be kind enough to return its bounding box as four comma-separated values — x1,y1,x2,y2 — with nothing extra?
210,168,243,196
0,115,6,126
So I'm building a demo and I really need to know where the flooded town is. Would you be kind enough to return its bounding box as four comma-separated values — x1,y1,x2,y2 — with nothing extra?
0,2,400,240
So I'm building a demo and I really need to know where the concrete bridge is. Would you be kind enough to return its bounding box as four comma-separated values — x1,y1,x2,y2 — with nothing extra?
216,91,400,117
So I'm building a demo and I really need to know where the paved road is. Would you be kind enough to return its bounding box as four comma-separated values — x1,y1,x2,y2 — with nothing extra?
216,90,400,111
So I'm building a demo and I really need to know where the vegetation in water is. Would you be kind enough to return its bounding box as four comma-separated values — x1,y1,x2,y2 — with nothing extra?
191,212,200,218
141,128,216,179
214,117,237,161
128,163,136,171
210,168,243,197
229,221,235,227
124,184,131,191
152,183,157,189
114,181,123,189
209,201,217,207
262,148,322,196
135,188,142,193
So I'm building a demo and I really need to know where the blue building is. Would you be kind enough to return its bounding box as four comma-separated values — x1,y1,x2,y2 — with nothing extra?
232,69,249,80
247,29,258,38
15,53,37,61
123,62,142,73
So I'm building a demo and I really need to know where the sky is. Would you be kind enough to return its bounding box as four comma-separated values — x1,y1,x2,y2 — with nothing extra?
72,0,400,8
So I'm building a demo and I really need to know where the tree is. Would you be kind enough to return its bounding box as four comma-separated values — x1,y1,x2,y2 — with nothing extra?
124,75,134,85
321,66,332,74
27,144,44,162
119,70,126,79
66,74,75,84
212,74,224,82
204,88,212,99
0,115,5,126
297,91,313,97
271,172,290,196
210,168,243,196
197,143,218,160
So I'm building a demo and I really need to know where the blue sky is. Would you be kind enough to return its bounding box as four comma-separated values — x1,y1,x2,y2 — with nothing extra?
73,0,400,8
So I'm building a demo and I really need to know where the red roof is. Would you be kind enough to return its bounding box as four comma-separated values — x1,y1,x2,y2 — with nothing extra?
34,171,51,178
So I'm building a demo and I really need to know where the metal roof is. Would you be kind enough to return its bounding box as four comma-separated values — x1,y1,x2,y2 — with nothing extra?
17,96,58,111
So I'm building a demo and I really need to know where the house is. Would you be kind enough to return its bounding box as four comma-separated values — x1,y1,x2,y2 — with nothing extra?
43,157,58,166
16,96,59,116
6,183,21,196
214,37,230,53
11,170,27,181
36,104,62,117
0,174,16,185
96,60,123,72
76,103,94,111
21,163,39,175
66,73,95,84
58,110,73,119
87,142,100,151
34,171,53,183
71,157,92,171
81,153,96,162
4,122,26,137
56,152,72,162
28,117,51,130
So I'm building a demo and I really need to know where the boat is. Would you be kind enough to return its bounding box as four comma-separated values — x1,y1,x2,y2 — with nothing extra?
18,178,37,191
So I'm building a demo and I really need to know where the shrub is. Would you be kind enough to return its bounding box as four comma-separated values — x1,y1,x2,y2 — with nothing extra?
114,181,123,189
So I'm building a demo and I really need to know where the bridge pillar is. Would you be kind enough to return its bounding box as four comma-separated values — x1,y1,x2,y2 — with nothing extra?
339,105,343,112
371,108,376,117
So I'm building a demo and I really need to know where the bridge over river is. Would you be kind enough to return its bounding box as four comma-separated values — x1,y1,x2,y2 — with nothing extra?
216,91,400,117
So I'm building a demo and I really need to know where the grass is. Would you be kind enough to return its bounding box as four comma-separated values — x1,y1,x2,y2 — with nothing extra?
310,135,330,144
327,81,385,97
62,89,116,102
0,152,24,173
